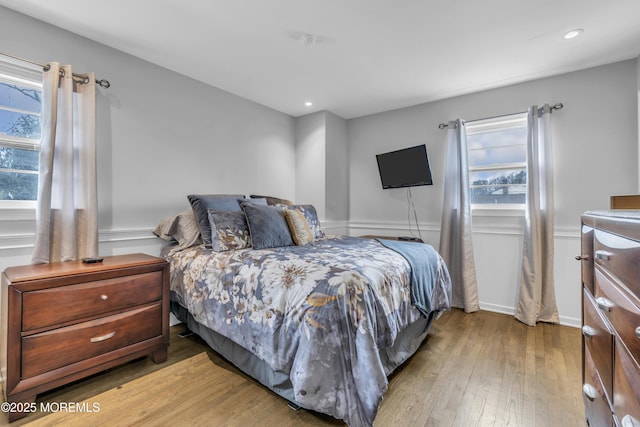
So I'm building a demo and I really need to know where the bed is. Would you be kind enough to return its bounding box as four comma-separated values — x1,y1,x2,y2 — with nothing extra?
155,195,452,427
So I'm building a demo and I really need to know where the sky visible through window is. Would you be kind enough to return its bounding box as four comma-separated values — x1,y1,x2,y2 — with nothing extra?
0,82,41,137
467,115,527,205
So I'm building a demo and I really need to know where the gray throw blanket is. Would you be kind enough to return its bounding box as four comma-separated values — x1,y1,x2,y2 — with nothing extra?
377,238,451,316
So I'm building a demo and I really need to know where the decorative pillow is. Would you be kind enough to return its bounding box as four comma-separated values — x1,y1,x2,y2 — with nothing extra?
187,194,245,248
277,204,324,238
250,194,294,206
243,197,268,206
153,209,202,251
285,209,314,246
207,209,251,251
241,202,294,250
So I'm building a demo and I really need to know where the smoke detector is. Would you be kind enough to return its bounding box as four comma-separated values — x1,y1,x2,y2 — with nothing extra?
301,33,316,47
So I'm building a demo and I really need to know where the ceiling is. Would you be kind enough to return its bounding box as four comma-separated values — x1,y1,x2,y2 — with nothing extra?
1,0,640,119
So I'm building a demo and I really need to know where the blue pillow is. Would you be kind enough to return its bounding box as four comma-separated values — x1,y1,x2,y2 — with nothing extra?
241,202,293,249
187,194,246,248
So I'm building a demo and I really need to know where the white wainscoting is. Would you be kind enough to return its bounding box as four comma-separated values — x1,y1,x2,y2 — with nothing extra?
0,228,164,273
0,219,582,327
348,219,581,328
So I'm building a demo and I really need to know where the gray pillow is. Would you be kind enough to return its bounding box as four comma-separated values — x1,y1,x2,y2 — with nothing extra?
187,194,245,247
241,202,293,249
153,209,202,252
250,194,293,206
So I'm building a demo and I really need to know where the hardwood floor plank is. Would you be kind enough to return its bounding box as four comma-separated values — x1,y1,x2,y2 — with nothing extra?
0,309,584,426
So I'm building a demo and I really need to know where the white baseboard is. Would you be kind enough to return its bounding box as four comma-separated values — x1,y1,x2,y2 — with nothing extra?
480,302,580,328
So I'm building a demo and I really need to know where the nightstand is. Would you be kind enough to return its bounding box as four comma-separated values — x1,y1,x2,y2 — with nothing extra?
1,253,169,422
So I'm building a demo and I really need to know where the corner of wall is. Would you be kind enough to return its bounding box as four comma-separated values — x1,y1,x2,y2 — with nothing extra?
637,55,640,191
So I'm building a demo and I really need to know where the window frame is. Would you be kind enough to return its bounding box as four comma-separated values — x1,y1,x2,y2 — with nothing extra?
0,59,42,210
465,112,528,212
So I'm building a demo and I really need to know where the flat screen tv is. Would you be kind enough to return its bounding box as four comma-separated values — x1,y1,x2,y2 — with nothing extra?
376,144,433,189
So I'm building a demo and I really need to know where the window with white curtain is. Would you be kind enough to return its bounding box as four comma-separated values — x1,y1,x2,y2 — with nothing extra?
0,61,42,207
466,112,527,208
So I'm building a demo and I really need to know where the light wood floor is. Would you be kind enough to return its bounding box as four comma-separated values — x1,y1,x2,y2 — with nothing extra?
2,309,584,426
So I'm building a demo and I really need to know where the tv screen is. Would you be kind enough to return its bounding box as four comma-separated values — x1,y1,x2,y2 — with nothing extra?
376,144,433,189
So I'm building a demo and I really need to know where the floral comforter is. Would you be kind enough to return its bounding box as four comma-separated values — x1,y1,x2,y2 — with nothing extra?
167,235,451,427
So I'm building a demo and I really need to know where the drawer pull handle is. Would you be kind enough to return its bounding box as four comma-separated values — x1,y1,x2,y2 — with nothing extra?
574,255,589,261
621,415,640,427
636,327,640,340
90,331,116,343
582,383,598,401
100,294,108,301
582,325,597,339
595,250,611,261
596,297,614,312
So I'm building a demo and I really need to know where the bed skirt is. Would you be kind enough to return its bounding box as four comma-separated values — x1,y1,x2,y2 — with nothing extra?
170,295,437,413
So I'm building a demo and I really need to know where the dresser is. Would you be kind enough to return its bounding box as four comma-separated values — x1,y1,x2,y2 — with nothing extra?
580,212,640,426
1,253,169,422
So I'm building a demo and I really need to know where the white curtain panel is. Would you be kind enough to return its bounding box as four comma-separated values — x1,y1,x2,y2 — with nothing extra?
439,119,479,313
515,105,559,325
32,62,98,263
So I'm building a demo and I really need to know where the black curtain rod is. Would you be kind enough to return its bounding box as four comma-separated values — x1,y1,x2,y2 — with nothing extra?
438,103,563,129
0,50,111,88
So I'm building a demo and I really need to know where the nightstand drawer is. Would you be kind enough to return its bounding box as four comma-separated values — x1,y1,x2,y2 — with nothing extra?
22,271,163,331
21,303,162,378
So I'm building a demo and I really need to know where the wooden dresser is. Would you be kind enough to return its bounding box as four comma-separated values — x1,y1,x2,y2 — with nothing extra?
580,211,640,426
1,253,169,422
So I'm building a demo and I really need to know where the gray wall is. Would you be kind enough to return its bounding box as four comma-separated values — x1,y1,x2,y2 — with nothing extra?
295,111,326,217
325,111,348,224
0,6,296,271
349,60,638,229
295,110,349,233
347,59,639,325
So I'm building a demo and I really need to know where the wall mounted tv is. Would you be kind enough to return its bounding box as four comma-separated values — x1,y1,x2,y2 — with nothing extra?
376,144,433,189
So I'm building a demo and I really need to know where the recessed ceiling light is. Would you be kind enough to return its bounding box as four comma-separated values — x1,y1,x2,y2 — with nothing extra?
563,29,584,40
304,101,313,107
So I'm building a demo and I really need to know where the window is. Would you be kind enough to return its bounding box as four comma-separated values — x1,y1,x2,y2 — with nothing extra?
0,62,42,204
466,113,527,208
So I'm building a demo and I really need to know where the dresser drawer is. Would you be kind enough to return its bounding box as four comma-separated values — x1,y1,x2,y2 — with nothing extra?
22,271,163,331
582,222,595,294
594,229,640,297
21,303,162,378
594,268,640,361
614,339,640,426
584,345,614,427
583,288,614,402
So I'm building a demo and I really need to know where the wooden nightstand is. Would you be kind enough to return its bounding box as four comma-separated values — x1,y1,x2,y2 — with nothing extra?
1,253,169,422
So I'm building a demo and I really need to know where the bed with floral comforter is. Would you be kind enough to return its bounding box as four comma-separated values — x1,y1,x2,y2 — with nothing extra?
167,235,451,427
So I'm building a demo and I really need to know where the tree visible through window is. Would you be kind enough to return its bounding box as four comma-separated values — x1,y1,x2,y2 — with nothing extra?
0,73,41,202
466,113,527,206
